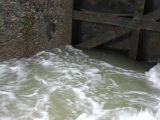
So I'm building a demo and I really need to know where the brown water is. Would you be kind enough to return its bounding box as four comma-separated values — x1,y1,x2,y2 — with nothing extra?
0,46,160,120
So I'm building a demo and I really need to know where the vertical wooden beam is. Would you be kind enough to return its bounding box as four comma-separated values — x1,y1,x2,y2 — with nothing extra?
129,0,145,59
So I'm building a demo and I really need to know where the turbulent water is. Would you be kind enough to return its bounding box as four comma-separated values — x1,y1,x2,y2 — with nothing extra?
0,45,160,120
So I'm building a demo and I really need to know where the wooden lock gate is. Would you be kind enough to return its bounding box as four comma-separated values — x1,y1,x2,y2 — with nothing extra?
72,0,160,60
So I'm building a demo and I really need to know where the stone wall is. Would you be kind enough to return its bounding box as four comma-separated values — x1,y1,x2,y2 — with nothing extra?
0,0,72,61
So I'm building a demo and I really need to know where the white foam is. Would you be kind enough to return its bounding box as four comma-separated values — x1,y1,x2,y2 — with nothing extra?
0,117,12,120
0,90,16,100
114,109,160,120
146,63,160,88
73,88,106,120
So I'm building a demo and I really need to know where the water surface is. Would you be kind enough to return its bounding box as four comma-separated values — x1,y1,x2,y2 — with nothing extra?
0,46,160,120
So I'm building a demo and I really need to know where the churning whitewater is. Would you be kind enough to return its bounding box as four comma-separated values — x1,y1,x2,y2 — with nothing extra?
0,46,159,120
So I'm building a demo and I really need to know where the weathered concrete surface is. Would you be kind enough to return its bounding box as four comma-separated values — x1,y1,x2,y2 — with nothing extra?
0,0,72,61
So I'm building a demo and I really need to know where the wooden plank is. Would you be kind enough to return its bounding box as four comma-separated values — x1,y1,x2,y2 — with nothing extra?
133,0,146,18
73,10,160,32
140,21,160,32
129,0,146,59
73,10,136,28
73,10,133,17
143,8,160,21
76,28,131,49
